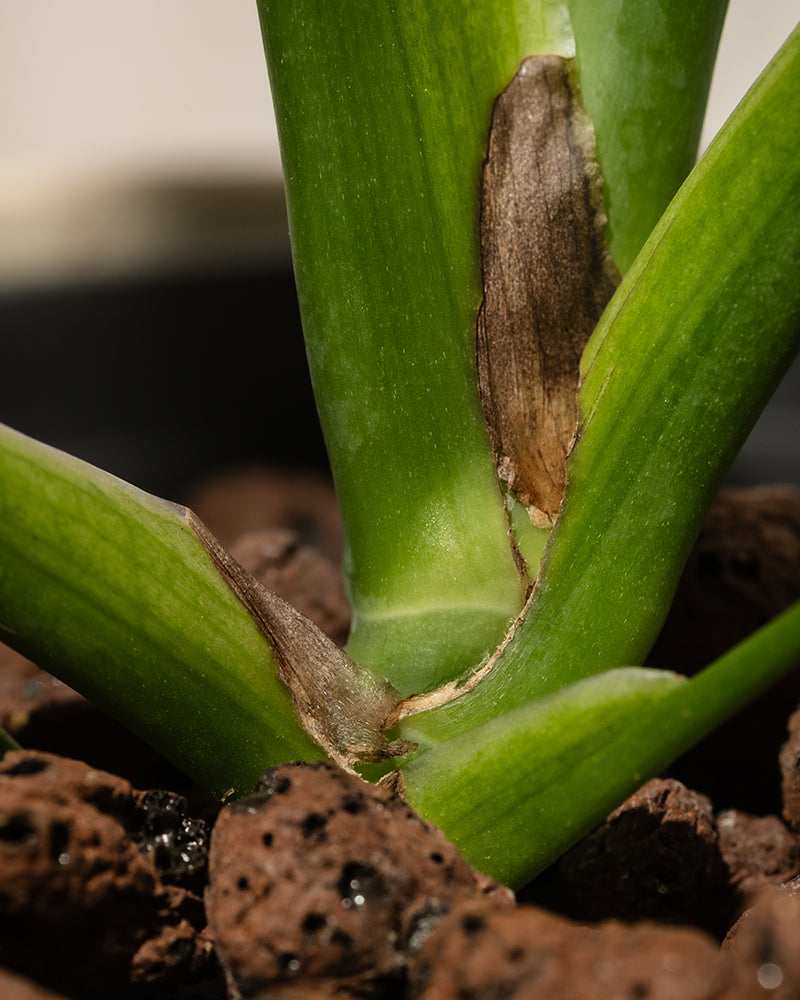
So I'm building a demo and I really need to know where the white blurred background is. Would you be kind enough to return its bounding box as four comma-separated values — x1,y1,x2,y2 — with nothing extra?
0,0,796,286
0,0,796,179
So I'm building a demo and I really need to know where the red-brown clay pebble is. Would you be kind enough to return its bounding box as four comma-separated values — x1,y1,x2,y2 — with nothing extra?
186,465,343,560
0,968,69,1000
780,705,800,834
412,899,773,1000
206,761,511,997
724,878,800,997
523,778,737,937
717,809,800,902
0,750,214,998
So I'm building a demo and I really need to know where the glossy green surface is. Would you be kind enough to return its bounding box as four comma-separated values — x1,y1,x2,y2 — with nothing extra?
568,0,727,270
0,424,322,797
403,600,800,885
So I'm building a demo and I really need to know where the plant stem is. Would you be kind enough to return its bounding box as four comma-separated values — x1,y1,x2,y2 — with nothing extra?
256,0,726,695
403,21,800,746
567,0,728,270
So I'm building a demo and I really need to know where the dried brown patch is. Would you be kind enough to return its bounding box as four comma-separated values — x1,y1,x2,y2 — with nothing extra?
477,55,618,526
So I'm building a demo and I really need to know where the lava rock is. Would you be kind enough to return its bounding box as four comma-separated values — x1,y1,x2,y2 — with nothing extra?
411,899,773,999
0,968,69,1000
780,704,800,834
521,778,738,937
724,877,800,996
0,750,216,998
717,809,800,902
206,761,511,998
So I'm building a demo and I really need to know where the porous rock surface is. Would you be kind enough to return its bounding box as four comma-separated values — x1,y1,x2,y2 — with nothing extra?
780,704,800,833
411,899,774,1000
717,809,800,902
0,750,216,998
724,878,800,996
522,778,739,937
205,760,512,997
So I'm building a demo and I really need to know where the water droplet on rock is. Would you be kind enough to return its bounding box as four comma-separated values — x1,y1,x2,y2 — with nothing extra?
132,789,208,883
757,962,784,990
338,862,387,910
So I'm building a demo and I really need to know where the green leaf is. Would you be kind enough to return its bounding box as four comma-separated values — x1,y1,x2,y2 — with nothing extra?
402,599,800,887
404,21,800,747
0,423,323,797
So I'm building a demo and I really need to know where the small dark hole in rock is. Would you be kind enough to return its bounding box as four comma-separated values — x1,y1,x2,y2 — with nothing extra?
461,913,484,935
141,961,166,981
3,757,49,776
237,876,250,891
0,813,38,845
342,796,365,815
49,820,70,863
301,813,328,839
331,929,354,949
430,851,444,864
256,768,292,799
629,983,650,999
302,912,327,935
263,832,273,847
508,947,524,963
278,952,301,974
166,936,194,963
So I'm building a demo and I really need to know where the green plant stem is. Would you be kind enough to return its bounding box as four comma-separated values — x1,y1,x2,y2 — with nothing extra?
256,0,727,695
0,424,323,797
402,600,800,886
403,21,800,748
567,0,728,270
0,724,21,757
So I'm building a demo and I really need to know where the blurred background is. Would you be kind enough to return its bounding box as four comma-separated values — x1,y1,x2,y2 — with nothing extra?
0,0,797,497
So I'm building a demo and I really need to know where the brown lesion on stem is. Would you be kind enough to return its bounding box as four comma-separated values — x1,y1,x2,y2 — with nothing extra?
187,58,620,764
390,57,622,725
186,509,415,771
477,55,619,533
